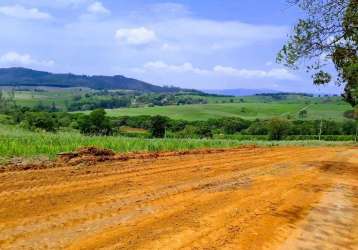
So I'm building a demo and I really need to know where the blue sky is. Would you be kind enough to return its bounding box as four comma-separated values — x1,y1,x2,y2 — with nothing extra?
0,0,341,93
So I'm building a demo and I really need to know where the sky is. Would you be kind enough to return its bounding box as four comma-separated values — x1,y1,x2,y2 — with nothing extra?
0,0,342,93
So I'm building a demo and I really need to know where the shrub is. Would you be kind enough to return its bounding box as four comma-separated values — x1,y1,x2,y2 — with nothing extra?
268,118,290,140
78,109,113,135
23,112,59,132
149,115,168,138
196,124,213,138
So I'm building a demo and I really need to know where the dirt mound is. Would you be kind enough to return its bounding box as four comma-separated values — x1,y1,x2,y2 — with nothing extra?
57,147,115,166
0,146,259,171
0,157,54,172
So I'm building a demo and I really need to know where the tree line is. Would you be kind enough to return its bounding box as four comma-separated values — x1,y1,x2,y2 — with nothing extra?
1,106,357,141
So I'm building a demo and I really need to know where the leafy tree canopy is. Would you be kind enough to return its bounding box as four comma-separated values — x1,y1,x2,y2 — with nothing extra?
277,0,357,107
149,115,168,138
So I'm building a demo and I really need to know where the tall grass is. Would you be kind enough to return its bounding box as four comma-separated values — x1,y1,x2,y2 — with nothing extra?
0,125,355,159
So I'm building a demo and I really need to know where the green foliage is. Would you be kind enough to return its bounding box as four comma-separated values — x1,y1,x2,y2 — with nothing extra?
268,118,291,140
221,118,250,134
0,125,261,159
78,109,113,135
278,0,357,106
244,120,270,135
68,95,131,111
1,125,354,159
149,115,168,138
172,125,198,139
196,124,213,139
342,120,358,134
21,112,58,132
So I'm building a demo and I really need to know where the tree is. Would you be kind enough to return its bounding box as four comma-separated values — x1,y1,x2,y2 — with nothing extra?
277,0,357,107
244,120,270,135
23,112,58,132
221,118,250,134
268,118,291,140
196,124,213,138
149,116,168,138
78,109,112,135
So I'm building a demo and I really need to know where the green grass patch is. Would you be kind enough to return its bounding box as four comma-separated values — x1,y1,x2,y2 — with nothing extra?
0,125,354,159
100,102,350,121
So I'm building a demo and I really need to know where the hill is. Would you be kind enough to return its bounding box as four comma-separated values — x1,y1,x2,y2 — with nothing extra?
0,67,192,93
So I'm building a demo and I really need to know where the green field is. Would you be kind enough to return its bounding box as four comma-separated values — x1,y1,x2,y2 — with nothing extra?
1,88,91,108
101,102,351,121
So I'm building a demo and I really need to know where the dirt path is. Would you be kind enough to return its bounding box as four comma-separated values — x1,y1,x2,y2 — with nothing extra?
0,146,357,249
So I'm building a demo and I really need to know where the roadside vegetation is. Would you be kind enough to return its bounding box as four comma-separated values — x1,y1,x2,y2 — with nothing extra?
0,124,354,159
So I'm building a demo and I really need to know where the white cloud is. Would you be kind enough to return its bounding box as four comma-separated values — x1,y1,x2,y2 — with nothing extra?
0,52,54,67
112,18,286,52
115,27,157,46
153,19,288,52
11,0,90,9
213,65,297,80
140,61,297,80
87,1,110,15
144,61,209,74
0,4,51,20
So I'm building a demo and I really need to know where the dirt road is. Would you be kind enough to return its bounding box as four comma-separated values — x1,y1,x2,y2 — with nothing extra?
0,146,357,249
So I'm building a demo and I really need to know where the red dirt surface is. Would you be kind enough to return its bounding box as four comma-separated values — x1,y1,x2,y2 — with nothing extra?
0,146,357,249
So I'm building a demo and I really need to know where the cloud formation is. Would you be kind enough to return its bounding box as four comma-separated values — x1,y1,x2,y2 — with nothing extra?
115,27,157,46
0,4,51,20
141,61,297,80
87,1,110,15
0,52,54,67
152,19,288,52
11,0,90,9
213,66,297,80
144,61,209,74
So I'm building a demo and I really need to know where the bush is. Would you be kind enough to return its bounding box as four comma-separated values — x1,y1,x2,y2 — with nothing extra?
173,125,199,138
196,124,213,138
342,120,357,134
78,109,113,135
268,118,290,140
23,112,59,132
149,115,168,138
244,120,269,135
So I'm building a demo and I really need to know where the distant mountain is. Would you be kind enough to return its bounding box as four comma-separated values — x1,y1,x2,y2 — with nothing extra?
203,88,281,96
0,67,194,93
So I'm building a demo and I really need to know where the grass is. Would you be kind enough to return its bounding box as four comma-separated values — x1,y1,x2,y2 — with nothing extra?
0,125,354,159
101,102,350,121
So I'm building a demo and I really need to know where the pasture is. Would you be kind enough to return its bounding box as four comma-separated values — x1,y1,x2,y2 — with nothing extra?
103,102,351,121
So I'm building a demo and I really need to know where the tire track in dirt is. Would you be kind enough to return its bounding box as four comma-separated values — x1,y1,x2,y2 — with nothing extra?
0,149,303,244
0,146,357,249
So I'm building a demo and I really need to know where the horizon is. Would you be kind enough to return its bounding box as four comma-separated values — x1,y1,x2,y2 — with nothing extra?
0,0,343,94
